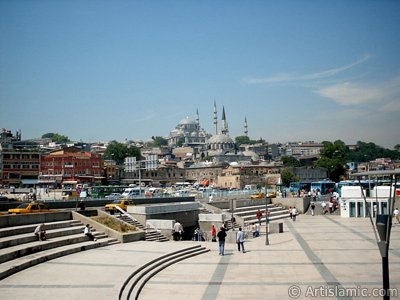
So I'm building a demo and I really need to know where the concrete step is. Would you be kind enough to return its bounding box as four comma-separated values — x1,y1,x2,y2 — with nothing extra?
231,204,276,213
0,224,85,249
0,236,117,280
0,220,82,238
244,213,291,226
0,231,105,264
234,207,287,218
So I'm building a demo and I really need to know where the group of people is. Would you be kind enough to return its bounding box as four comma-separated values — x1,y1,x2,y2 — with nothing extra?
33,223,97,242
215,224,246,255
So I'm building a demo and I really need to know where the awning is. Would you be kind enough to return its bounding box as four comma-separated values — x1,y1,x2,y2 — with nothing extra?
21,179,39,185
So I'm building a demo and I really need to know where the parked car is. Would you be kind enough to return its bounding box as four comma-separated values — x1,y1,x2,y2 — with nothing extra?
104,199,133,214
250,192,265,199
105,193,122,199
8,201,51,214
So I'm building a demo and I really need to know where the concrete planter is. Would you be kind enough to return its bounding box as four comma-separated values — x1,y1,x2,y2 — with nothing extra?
72,210,145,243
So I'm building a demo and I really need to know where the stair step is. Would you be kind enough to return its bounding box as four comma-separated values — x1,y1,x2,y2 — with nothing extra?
0,237,116,280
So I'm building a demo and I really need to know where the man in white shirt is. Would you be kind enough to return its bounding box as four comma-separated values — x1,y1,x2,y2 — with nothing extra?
292,207,298,221
236,227,245,253
394,208,399,224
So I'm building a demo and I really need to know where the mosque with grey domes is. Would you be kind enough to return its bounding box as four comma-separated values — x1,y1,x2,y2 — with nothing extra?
168,102,256,163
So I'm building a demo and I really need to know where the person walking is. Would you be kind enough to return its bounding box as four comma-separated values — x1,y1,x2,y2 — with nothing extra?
173,221,183,241
217,227,227,256
256,209,262,225
236,227,245,253
84,224,97,241
211,224,217,242
310,202,315,216
292,207,298,221
393,208,400,224
321,201,327,214
289,206,293,220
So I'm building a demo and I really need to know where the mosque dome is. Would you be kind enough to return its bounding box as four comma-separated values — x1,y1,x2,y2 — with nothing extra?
179,117,196,125
207,134,234,144
242,150,260,161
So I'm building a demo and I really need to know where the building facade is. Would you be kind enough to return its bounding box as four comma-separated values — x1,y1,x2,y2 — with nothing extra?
40,147,104,186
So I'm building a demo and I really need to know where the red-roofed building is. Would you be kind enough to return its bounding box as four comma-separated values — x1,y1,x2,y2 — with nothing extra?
40,147,104,186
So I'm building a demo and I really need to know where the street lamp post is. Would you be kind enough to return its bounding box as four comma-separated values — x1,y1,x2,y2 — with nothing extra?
353,169,399,300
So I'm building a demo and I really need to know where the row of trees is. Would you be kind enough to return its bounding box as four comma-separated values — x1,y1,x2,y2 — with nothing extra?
282,140,400,185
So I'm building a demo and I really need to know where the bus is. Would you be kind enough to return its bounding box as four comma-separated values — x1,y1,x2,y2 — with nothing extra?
289,182,311,194
91,185,129,198
310,181,336,195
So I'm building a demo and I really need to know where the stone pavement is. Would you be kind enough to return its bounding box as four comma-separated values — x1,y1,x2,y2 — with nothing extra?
0,215,399,300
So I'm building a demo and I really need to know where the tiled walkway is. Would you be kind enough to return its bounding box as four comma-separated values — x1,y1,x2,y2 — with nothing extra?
1,215,399,299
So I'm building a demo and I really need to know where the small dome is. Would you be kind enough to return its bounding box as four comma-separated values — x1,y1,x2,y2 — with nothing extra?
207,134,234,144
179,116,196,125
242,150,260,161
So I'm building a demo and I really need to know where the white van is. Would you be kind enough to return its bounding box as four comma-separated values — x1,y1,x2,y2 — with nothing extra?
121,187,144,198
244,184,257,190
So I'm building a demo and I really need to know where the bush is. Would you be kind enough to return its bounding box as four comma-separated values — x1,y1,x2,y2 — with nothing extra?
93,216,137,232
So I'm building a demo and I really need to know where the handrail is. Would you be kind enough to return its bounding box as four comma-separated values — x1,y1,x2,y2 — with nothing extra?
118,245,202,300
133,248,210,300
127,247,208,300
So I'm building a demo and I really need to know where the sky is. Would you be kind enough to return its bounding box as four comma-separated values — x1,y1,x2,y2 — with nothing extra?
1,1,399,149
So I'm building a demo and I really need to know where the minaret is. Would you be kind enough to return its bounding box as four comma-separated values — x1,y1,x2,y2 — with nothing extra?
244,116,248,137
221,106,229,135
213,100,218,135
196,109,200,126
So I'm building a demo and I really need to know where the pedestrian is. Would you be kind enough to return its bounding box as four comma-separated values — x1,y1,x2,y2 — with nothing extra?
84,224,97,241
198,228,204,241
255,222,260,237
78,200,86,211
310,202,315,216
208,194,213,203
194,227,199,241
321,201,327,214
236,227,245,253
231,215,236,231
34,223,46,241
289,206,293,220
173,221,183,241
329,201,334,214
211,224,217,242
256,209,262,224
217,226,227,256
292,207,298,221
394,208,400,224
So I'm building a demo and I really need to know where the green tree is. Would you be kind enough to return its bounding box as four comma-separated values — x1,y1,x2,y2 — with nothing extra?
42,133,70,143
151,136,168,147
235,136,251,145
104,141,141,165
281,169,298,187
282,156,301,167
315,140,347,182
347,141,400,162
395,144,400,152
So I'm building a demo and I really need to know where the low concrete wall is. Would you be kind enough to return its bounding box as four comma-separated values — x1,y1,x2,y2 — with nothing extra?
211,198,271,210
71,210,145,243
0,196,195,212
0,211,72,227
271,197,310,214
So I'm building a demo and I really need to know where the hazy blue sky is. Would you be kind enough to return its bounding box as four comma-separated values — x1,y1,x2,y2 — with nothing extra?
1,1,399,148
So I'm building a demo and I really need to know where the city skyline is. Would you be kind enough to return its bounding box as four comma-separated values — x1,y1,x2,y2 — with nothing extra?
1,1,399,149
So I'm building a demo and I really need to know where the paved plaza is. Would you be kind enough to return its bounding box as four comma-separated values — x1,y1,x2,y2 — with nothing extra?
0,215,399,299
